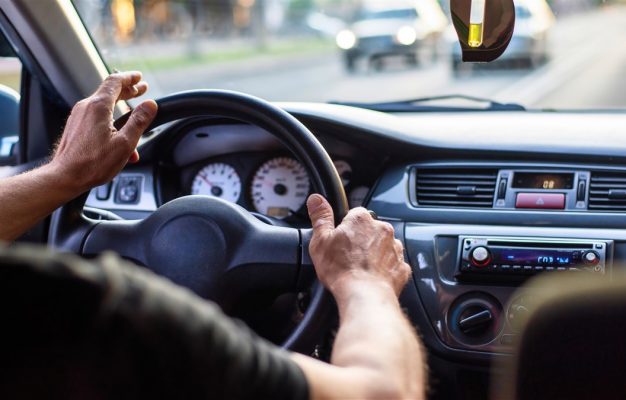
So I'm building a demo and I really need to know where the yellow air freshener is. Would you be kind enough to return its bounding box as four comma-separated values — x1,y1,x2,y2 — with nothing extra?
468,0,486,48
450,0,515,62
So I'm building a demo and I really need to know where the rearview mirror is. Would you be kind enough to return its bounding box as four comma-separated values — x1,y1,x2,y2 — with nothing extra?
450,0,515,62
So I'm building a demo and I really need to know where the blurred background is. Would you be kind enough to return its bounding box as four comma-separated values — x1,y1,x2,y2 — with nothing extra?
2,0,625,109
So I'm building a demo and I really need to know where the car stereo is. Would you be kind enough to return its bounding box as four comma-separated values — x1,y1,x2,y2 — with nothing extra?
458,236,609,280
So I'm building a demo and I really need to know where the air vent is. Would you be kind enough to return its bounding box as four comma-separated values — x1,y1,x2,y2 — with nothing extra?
589,172,626,211
415,168,497,208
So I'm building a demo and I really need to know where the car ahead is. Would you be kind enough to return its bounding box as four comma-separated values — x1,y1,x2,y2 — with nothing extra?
335,0,447,72
450,0,555,75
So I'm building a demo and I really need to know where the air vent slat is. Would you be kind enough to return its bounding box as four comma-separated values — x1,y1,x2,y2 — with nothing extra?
418,173,497,180
419,193,494,200
417,200,494,206
415,168,497,209
589,197,626,203
590,176,626,183
417,186,494,193
588,171,626,212
587,183,626,189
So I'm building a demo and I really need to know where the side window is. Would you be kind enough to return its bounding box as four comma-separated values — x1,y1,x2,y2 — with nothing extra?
0,29,21,165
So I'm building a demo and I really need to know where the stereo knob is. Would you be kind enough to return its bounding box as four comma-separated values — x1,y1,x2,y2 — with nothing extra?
471,246,491,267
583,251,600,266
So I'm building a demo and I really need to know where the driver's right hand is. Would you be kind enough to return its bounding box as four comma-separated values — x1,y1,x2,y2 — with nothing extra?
306,194,411,298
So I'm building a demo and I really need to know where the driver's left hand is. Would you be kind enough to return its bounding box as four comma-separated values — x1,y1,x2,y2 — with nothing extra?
51,71,157,192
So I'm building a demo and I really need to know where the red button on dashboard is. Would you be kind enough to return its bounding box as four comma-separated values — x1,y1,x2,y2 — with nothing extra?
516,193,565,209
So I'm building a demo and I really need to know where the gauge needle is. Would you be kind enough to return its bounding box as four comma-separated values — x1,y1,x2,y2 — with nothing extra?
200,175,214,187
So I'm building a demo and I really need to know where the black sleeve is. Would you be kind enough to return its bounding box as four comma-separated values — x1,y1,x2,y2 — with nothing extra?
0,245,310,400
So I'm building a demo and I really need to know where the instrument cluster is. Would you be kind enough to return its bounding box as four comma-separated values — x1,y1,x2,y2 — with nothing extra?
183,153,373,221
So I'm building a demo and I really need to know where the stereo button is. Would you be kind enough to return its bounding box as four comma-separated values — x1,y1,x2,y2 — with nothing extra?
516,193,565,209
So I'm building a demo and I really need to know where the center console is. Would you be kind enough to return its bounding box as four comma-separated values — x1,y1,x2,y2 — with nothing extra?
403,224,623,355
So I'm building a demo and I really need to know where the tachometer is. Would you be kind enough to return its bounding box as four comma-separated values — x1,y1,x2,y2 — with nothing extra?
251,157,310,219
333,159,352,186
349,186,370,208
191,162,241,203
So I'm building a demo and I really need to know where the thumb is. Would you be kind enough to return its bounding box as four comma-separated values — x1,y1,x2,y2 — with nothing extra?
118,99,158,146
307,194,334,235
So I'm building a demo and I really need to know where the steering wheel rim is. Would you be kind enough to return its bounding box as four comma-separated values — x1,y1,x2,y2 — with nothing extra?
49,90,348,353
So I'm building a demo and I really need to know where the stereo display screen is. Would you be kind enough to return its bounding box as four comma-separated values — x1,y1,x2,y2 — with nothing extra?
492,248,577,266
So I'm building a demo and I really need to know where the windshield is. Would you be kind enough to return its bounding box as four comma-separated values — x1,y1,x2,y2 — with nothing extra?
73,0,626,111
359,8,419,21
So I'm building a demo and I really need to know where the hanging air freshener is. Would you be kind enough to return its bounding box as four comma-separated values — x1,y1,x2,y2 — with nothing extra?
450,0,516,62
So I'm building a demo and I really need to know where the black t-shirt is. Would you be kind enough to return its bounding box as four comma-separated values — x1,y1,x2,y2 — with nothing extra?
0,245,309,400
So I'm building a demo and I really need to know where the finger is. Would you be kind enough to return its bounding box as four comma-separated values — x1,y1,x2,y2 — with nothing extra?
118,99,158,147
128,149,140,164
94,71,143,105
307,194,335,235
394,238,403,250
120,81,149,101
394,239,405,257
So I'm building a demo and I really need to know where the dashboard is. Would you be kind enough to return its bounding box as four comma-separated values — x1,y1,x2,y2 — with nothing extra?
86,119,385,223
84,103,626,399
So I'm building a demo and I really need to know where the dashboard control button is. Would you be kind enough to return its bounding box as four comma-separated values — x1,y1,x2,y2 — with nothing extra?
497,178,507,199
523,265,533,272
577,180,587,201
534,266,544,271
501,334,517,346
515,193,565,209
470,246,491,267
115,176,142,204
96,182,112,200
512,265,522,272
545,266,555,271
501,264,511,271
557,267,567,271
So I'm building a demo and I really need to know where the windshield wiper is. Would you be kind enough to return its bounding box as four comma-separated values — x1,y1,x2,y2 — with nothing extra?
330,94,526,112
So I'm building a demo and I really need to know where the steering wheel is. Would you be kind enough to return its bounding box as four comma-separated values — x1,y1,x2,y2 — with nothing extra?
49,90,349,353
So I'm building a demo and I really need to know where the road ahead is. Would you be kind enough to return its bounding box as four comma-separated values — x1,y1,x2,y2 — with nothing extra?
143,6,626,110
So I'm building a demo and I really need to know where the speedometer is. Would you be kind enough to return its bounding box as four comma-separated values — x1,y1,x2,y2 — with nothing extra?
191,162,241,203
251,157,310,219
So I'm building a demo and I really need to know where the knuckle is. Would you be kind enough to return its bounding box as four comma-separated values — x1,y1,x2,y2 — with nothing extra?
104,73,120,83
116,134,133,151
132,110,149,127
74,99,89,109
350,207,368,217
88,95,108,109
378,221,395,235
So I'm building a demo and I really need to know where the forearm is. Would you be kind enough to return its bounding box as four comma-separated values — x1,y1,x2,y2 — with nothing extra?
293,277,425,400
331,277,425,398
0,162,82,241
